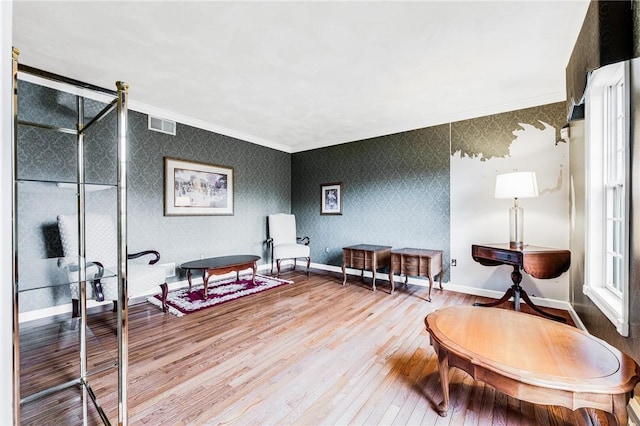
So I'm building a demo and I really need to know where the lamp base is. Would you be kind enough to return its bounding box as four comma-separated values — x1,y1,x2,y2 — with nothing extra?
509,205,524,249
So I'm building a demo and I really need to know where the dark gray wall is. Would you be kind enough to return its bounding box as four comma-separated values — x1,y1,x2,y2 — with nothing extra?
126,111,291,269
567,4,640,368
16,80,291,312
291,125,451,280
569,60,640,367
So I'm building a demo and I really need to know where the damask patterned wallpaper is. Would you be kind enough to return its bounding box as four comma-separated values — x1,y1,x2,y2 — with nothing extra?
16,81,290,312
451,103,566,160
17,79,566,312
291,102,567,291
291,124,451,283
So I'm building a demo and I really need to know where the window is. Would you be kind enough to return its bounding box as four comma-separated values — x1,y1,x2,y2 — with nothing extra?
584,61,630,336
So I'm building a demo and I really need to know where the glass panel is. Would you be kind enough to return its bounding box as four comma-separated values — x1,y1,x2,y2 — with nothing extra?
20,380,114,425
16,125,77,183
84,98,111,123
17,80,78,129
84,101,117,185
17,258,117,294
19,315,117,407
16,78,121,424
616,257,620,291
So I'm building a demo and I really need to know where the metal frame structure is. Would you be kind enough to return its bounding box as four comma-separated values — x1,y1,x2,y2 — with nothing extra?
11,50,129,425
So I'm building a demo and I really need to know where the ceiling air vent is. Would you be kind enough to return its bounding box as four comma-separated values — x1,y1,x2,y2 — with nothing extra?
148,115,176,135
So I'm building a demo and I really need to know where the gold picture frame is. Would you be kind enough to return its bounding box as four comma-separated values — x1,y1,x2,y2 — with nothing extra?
164,157,234,216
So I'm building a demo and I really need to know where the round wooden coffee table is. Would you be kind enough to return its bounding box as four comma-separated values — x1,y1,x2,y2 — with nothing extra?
425,306,640,424
180,255,260,300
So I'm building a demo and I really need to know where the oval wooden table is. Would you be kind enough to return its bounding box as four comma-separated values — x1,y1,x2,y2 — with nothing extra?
425,306,640,425
180,255,260,300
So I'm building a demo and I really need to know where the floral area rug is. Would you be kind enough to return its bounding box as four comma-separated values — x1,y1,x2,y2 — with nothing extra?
147,274,293,317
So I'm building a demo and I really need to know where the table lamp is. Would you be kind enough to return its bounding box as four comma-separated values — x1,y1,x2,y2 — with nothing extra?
495,171,539,249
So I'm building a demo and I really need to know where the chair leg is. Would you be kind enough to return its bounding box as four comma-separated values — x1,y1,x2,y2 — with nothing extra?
91,280,104,302
306,257,311,276
277,259,282,276
72,299,79,318
270,243,274,275
112,301,118,312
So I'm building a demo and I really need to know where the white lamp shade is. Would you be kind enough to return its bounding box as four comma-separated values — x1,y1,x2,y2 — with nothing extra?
495,171,539,199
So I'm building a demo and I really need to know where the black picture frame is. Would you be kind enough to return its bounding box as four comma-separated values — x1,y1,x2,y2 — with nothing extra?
320,182,343,215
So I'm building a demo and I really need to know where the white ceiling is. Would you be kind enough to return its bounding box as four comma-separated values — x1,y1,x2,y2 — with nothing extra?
12,1,590,153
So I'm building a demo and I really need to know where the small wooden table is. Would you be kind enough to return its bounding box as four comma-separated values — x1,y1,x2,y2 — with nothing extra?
471,243,570,322
425,306,640,424
180,255,260,300
389,248,443,301
342,244,392,291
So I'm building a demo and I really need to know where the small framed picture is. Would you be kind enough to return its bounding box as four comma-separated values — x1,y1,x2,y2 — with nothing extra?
320,182,343,215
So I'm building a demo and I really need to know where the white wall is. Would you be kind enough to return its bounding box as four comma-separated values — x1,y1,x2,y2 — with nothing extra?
1,1,15,424
450,121,570,302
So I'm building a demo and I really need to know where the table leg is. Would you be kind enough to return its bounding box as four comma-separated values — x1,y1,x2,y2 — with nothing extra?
389,268,395,293
342,263,347,285
518,289,567,322
511,266,522,311
435,344,450,417
427,275,433,302
474,286,515,308
610,393,630,426
202,270,210,300
474,265,567,322
187,269,193,292
372,259,377,291
252,261,257,284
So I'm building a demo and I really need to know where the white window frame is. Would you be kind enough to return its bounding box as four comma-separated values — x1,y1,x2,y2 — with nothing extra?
584,60,630,336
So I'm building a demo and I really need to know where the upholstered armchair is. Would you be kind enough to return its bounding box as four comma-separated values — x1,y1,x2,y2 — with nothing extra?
267,213,310,276
57,213,166,317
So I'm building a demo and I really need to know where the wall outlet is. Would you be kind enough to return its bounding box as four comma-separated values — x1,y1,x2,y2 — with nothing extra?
451,259,457,267
325,247,330,253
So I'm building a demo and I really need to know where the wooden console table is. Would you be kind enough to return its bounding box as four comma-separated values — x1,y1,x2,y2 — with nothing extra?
425,306,640,424
471,243,570,322
389,248,443,301
342,244,392,291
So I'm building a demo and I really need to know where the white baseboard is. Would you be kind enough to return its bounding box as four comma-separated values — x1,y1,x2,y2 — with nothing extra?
18,299,113,323
442,281,586,331
18,263,275,323
20,261,583,328
310,262,586,331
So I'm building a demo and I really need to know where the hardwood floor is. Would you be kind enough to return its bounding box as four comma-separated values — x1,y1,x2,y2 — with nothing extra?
19,269,603,426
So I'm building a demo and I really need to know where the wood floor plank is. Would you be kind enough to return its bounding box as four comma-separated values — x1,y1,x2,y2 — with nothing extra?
463,381,486,426
18,269,597,425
